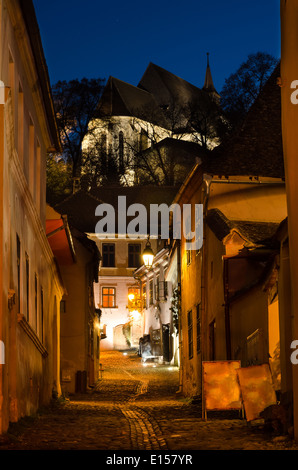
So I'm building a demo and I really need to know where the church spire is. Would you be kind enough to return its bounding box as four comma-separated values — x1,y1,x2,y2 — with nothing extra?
203,53,220,100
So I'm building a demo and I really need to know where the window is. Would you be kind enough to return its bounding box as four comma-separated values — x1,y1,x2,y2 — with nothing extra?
35,142,41,213
102,287,116,308
188,310,193,359
128,287,140,299
142,283,147,309
155,276,160,301
16,234,21,313
102,243,115,267
100,134,107,167
128,244,141,268
157,280,168,301
139,129,148,151
60,300,66,314
119,131,124,169
18,83,24,164
196,303,201,354
29,118,35,195
149,280,153,305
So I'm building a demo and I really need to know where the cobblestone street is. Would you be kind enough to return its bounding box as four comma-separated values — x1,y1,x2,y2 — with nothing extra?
1,350,298,452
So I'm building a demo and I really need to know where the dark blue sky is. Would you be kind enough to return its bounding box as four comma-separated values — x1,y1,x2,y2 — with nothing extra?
33,0,281,93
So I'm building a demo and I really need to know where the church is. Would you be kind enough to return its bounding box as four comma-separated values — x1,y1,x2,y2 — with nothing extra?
81,59,222,188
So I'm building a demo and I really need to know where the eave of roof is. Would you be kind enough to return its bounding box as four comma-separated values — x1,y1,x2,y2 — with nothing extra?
19,0,61,152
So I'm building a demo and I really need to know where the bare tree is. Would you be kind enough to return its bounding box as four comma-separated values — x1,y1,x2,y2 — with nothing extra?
220,52,279,132
52,77,105,178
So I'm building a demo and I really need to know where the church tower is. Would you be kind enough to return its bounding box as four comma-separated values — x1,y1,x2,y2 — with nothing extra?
203,53,220,102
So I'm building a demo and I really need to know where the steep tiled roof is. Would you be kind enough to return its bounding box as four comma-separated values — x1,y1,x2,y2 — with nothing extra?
203,64,284,178
98,76,168,128
20,1,61,152
206,208,280,247
138,62,204,107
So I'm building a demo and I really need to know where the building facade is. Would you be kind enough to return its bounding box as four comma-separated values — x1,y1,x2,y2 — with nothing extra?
0,0,63,434
134,245,177,363
46,206,101,395
172,65,288,399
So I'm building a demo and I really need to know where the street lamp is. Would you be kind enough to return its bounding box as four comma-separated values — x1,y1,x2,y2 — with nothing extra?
142,238,154,268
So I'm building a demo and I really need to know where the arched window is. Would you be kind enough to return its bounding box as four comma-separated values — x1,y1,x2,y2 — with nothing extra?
119,131,124,168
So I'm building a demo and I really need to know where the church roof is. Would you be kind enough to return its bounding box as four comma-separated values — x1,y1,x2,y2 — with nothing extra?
98,76,168,127
138,62,204,107
203,64,284,178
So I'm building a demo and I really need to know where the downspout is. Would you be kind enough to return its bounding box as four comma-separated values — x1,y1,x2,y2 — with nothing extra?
201,175,213,363
177,239,183,393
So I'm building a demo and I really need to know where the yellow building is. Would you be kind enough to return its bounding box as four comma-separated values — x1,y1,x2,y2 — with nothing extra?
0,0,64,433
280,0,298,441
174,65,287,400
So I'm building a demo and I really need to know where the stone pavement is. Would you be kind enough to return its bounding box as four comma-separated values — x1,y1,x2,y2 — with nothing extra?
1,350,298,451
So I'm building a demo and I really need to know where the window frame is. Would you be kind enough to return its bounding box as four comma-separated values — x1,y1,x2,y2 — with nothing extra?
128,243,141,268
102,243,115,267
102,286,116,308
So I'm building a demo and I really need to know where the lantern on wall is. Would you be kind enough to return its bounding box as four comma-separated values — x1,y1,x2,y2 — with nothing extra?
142,238,154,268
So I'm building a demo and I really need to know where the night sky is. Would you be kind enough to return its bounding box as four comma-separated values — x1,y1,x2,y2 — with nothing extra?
33,0,281,93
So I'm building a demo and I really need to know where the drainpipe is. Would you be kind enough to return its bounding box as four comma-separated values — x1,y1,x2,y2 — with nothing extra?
201,175,212,364
223,258,231,360
176,240,183,394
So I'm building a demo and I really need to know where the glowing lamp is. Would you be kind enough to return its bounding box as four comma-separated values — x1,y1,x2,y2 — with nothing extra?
130,310,141,321
142,239,154,267
128,293,135,301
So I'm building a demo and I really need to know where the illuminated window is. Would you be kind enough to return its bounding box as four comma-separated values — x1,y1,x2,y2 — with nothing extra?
102,243,115,267
139,128,148,151
128,286,140,299
128,243,141,268
102,287,116,308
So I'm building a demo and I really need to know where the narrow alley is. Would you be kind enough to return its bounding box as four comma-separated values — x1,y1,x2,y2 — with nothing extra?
0,350,297,453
